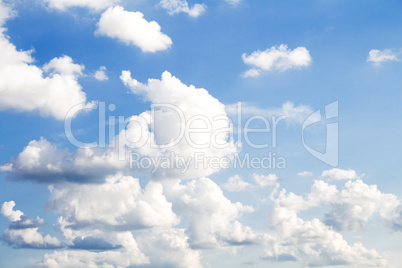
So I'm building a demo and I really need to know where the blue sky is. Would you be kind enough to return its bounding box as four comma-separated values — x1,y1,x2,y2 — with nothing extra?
0,0,402,267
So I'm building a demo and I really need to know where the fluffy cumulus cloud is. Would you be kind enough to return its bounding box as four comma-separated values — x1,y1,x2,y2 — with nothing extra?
96,6,172,53
273,175,402,233
2,70,238,182
367,48,399,65
265,203,388,266
0,137,126,183
120,70,238,179
242,44,312,77
39,174,183,267
163,178,258,248
44,0,118,11
1,201,62,249
40,232,149,267
48,174,179,234
262,179,393,266
39,175,256,266
136,228,202,268
159,0,206,17
259,170,402,266
0,3,93,119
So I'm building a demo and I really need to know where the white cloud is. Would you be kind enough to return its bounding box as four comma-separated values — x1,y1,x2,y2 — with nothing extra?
4,228,62,249
321,168,360,181
272,177,402,233
96,6,173,53
40,232,149,267
159,0,206,17
39,175,183,267
242,44,312,77
1,201,62,249
93,66,108,81
225,101,314,125
0,41,94,119
1,137,126,183
298,171,313,177
222,175,252,192
44,0,119,11
367,49,399,65
137,228,202,268
2,71,238,182
0,0,13,26
322,179,400,231
263,180,391,266
0,6,93,119
242,68,261,77
120,70,238,179
265,204,388,266
1,201,23,222
252,173,278,188
163,178,258,248
48,174,179,234
42,56,84,76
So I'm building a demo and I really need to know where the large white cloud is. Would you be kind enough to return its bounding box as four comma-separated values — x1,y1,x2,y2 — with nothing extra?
48,174,179,234
41,175,259,265
120,70,238,179
159,0,206,17
271,177,401,233
40,232,149,267
1,201,62,249
163,177,259,248
137,228,202,268
44,0,118,11
263,180,391,266
38,174,184,267
1,137,125,183
259,172,402,266
96,6,172,53
0,2,93,119
2,71,238,182
242,44,312,77
265,203,388,266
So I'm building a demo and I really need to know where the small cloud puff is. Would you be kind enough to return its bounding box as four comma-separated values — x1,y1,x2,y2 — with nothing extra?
242,44,312,77
367,48,399,65
94,66,108,81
